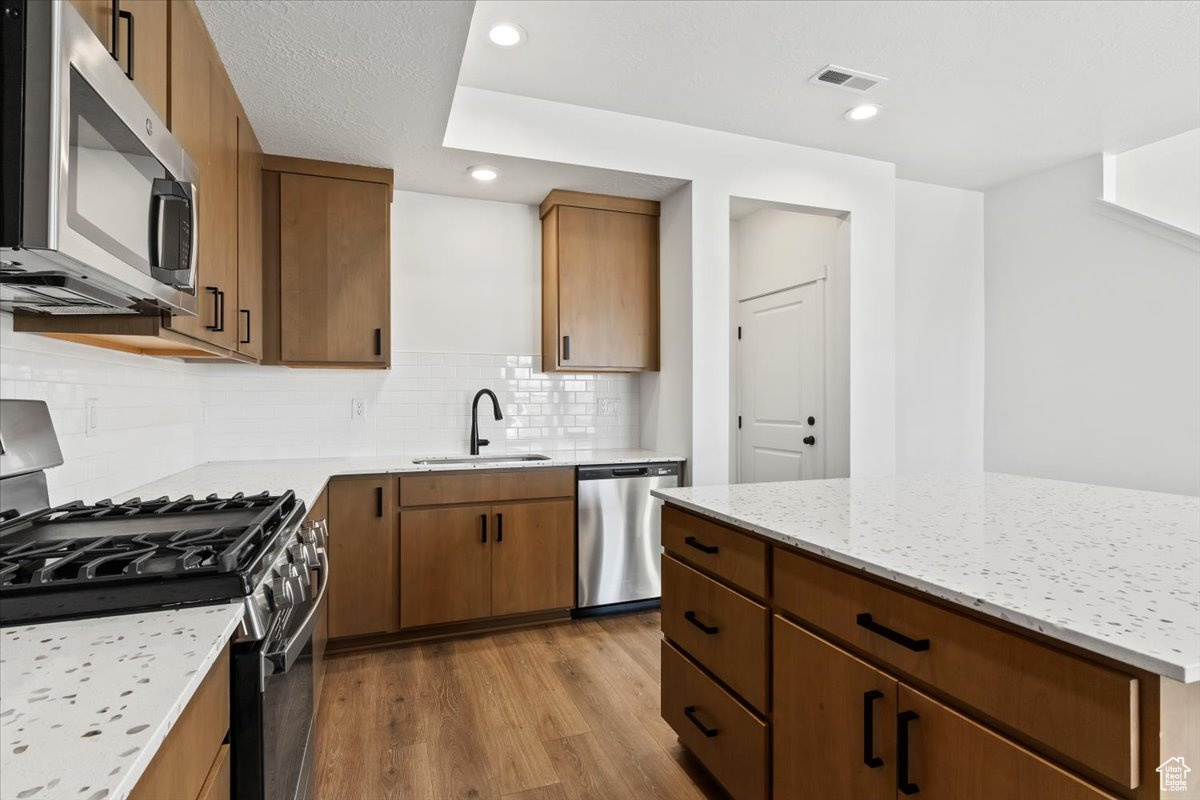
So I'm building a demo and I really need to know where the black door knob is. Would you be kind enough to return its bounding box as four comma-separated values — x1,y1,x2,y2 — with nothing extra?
807,416,815,426
803,436,816,446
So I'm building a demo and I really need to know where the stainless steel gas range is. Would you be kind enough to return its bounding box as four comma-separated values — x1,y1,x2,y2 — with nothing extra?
0,399,327,800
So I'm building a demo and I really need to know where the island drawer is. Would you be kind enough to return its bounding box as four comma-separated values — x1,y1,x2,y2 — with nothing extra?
662,506,768,597
773,548,1140,789
400,468,575,507
662,640,768,800
662,554,769,712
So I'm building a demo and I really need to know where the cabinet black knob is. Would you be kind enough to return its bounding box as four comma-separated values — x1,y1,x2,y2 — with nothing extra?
803,435,816,446
807,416,815,426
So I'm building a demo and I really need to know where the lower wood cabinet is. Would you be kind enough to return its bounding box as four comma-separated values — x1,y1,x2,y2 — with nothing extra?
400,498,575,628
327,476,398,638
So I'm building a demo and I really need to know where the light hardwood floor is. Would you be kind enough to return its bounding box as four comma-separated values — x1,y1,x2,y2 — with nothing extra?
313,611,728,799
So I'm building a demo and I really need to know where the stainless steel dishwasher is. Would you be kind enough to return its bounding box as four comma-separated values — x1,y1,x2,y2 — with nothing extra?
576,461,682,612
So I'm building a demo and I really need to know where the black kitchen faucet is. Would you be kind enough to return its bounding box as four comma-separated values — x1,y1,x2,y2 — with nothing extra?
469,389,503,454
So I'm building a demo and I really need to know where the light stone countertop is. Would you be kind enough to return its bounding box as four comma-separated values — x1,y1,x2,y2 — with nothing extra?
0,604,244,800
653,472,1200,683
114,449,685,510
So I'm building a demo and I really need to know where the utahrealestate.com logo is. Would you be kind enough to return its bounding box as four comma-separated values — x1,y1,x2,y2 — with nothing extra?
1158,757,1191,792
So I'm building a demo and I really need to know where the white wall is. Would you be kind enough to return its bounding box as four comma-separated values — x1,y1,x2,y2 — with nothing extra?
895,179,985,473
1113,129,1200,234
445,87,897,484
640,183,694,477
0,314,203,505
392,191,542,353
730,206,851,479
985,156,1200,496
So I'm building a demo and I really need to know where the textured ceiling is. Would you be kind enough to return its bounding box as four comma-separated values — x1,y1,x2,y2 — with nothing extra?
460,0,1200,189
196,0,684,204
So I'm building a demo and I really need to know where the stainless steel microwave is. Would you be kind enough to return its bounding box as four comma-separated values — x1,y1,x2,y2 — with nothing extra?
0,0,199,316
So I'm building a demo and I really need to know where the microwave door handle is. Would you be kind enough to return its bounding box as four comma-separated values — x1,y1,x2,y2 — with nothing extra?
147,179,196,289
266,550,328,673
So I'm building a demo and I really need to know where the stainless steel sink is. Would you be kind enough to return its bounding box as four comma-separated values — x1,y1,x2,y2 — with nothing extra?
411,454,552,466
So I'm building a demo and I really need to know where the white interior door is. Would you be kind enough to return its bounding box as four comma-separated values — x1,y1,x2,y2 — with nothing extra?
737,282,826,483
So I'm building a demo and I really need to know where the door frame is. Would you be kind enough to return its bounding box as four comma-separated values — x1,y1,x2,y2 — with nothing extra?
734,271,828,484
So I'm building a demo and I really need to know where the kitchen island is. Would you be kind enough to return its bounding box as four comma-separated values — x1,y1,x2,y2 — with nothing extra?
654,473,1199,800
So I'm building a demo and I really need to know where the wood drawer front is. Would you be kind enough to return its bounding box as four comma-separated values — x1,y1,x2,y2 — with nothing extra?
774,548,1139,789
130,645,230,800
197,744,231,800
662,506,767,597
661,640,768,800
400,468,575,507
661,555,769,712
899,685,1120,800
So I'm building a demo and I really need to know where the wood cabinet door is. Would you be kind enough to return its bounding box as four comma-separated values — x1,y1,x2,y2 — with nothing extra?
236,115,263,359
166,1,214,343
556,205,658,370
117,0,168,122
327,477,398,639
400,505,492,628
774,616,896,800
202,63,239,351
896,685,1121,800
69,0,113,50
278,173,390,365
491,500,575,616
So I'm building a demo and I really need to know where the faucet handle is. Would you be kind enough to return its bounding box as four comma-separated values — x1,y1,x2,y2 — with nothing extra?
477,438,490,448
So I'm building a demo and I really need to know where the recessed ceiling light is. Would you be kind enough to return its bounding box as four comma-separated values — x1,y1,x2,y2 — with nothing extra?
844,104,881,122
488,23,526,47
469,165,498,182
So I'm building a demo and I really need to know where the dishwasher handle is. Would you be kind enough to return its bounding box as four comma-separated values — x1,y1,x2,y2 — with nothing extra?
611,467,648,477
578,462,683,481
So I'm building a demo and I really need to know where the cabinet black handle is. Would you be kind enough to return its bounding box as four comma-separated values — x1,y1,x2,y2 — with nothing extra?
374,486,383,518
480,513,488,543
240,309,251,344
683,706,718,738
118,8,133,79
109,0,119,60
897,710,920,794
863,690,884,768
683,535,719,555
373,328,382,357
204,287,223,331
562,335,570,361
856,613,930,652
684,610,718,635
496,512,503,543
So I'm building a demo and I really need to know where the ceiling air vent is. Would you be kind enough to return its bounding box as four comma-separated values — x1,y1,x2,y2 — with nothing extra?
810,64,887,93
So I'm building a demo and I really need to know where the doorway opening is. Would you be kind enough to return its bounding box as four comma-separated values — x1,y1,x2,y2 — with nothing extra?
729,198,851,483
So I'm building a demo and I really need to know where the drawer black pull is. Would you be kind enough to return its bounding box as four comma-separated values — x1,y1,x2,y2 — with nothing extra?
683,705,718,738
856,613,930,652
897,710,919,794
373,328,382,356
480,513,488,544
496,512,503,543
683,535,719,555
684,610,718,635
374,486,383,518
863,690,884,768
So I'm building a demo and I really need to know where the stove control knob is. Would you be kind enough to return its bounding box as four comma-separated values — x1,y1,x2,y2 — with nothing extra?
287,542,307,566
268,575,293,610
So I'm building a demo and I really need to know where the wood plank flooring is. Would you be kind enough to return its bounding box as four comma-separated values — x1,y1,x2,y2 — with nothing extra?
313,611,729,799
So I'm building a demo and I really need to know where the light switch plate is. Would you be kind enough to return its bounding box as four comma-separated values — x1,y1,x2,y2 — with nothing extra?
350,398,366,421
85,398,98,436
598,397,619,417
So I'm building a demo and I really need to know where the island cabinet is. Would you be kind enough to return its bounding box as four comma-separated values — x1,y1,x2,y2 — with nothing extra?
540,190,660,373
130,645,231,800
262,157,393,368
660,504,1198,800
398,469,576,629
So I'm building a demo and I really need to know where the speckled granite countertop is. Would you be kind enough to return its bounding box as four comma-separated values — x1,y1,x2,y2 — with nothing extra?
115,449,685,510
654,473,1200,683
0,604,243,800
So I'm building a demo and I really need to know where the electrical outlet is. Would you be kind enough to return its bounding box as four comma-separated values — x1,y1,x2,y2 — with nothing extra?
598,397,619,417
85,398,98,436
350,398,366,421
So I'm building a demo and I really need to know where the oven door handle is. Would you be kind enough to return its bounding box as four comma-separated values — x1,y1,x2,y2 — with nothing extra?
265,549,328,674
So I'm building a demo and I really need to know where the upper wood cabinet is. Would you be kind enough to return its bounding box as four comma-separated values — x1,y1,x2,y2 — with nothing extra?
69,0,167,121
540,190,660,372
262,158,393,368
236,114,264,359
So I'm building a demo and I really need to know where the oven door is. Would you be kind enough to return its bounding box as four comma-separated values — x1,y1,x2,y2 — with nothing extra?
233,552,327,800
4,0,198,315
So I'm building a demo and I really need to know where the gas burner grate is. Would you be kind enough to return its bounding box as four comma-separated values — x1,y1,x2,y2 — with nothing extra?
46,490,279,520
